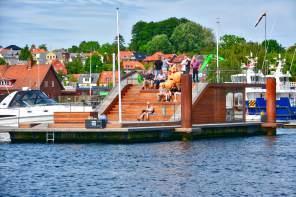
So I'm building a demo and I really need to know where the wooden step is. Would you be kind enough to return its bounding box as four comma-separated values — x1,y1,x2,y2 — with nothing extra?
107,114,172,121
49,123,85,128
54,118,89,124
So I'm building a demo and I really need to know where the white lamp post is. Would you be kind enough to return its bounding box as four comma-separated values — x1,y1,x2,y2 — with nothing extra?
116,8,122,123
216,18,220,83
112,53,116,88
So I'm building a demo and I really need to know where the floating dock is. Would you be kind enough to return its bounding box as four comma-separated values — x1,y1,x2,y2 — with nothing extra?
0,122,269,143
0,74,279,143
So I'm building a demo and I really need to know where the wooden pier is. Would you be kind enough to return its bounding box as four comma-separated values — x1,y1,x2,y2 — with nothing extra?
0,74,278,143
0,122,268,143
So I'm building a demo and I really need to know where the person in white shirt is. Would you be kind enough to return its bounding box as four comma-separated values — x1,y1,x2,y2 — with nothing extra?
162,57,173,73
181,56,191,74
153,70,166,89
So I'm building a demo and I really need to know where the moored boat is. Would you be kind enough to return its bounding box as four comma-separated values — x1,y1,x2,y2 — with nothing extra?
230,53,296,121
0,88,94,127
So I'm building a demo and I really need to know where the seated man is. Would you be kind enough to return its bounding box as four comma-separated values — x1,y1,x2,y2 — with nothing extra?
137,102,154,121
142,70,155,89
153,70,166,89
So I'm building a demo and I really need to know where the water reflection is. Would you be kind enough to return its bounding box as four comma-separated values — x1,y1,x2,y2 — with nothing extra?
1,130,296,196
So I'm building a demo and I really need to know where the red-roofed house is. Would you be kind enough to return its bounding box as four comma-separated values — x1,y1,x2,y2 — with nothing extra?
122,61,145,71
0,61,64,99
51,59,67,75
143,52,164,62
31,48,47,54
98,71,118,87
120,51,135,61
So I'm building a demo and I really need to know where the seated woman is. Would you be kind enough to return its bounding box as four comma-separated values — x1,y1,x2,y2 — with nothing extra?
137,102,155,121
157,83,168,102
170,84,181,102
153,70,166,89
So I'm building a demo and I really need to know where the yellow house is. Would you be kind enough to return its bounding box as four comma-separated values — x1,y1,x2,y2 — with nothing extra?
46,51,57,64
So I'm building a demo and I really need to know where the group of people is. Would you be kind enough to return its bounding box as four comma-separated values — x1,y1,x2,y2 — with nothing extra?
137,54,203,121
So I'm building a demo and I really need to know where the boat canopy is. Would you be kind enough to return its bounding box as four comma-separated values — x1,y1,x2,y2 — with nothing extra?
8,90,56,107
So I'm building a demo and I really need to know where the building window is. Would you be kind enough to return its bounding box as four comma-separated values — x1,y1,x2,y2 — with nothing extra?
52,81,54,87
44,81,48,87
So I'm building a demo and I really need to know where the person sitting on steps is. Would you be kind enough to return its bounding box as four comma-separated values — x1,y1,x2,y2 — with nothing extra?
137,102,154,121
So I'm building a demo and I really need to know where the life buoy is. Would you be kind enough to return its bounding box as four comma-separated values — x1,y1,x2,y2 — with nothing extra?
248,100,256,108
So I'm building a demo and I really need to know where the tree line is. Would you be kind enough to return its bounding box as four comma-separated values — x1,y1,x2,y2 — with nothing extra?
3,17,295,82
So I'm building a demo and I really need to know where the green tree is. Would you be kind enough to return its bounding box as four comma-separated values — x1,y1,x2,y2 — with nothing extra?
262,39,284,53
170,21,215,53
220,34,246,49
66,57,84,74
79,41,100,53
0,57,6,65
84,53,104,73
130,17,189,51
113,34,126,50
145,34,174,54
68,45,80,53
38,44,48,51
19,45,32,60
99,43,115,64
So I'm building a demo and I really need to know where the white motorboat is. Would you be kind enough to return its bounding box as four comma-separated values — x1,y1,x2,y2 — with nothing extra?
229,53,296,121
0,89,94,127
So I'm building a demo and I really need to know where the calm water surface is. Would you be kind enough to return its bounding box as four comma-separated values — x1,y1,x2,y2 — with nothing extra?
1,129,296,196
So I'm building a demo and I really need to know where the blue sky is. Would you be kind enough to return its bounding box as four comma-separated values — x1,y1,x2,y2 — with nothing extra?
0,0,295,49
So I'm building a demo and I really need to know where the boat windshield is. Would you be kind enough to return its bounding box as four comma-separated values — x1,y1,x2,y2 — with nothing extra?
9,90,57,107
279,77,289,82
250,76,264,83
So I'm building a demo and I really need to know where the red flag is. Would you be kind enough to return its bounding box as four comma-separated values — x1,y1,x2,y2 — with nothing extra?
255,12,266,27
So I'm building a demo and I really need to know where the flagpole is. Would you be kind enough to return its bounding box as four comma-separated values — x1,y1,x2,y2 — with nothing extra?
116,8,122,123
264,13,267,75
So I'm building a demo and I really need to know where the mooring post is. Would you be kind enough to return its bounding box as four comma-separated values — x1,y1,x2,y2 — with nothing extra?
181,74,192,130
266,77,276,123
263,77,277,135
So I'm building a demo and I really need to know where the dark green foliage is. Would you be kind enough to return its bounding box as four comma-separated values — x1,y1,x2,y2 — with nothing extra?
66,56,84,74
145,34,173,54
170,22,215,53
84,53,104,73
68,45,80,53
220,34,246,48
130,17,189,51
262,39,284,53
113,34,126,51
68,41,100,53
19,45,32,60
38,44,47,51
79,41,100,53
0,57,6,65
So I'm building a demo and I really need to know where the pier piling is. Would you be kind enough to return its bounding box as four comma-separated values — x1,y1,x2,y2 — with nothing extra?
263,77,277,135
181,74,192,130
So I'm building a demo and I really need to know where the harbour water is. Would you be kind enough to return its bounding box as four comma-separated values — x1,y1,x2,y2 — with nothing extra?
1,129,295,196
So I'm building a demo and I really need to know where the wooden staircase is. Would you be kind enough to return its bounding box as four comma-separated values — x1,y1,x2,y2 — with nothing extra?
105,85,180,122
